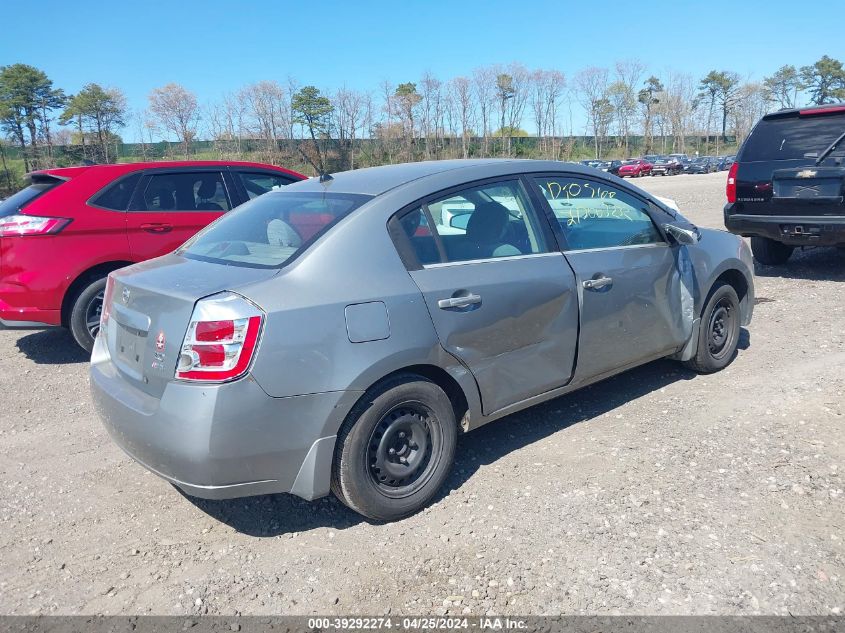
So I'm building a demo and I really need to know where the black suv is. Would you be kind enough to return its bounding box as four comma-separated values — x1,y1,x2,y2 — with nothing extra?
724,104,845,264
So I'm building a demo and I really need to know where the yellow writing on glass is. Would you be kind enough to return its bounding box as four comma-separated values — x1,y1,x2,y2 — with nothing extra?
543,181,617,200
563,202,635,226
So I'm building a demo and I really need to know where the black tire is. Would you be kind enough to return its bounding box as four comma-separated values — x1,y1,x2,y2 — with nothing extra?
750,236,794,265
68,276,107,354
331,374,457,521
683,282,741,374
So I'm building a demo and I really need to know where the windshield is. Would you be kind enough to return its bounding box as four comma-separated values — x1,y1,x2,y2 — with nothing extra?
742,113,845,162
179,191,372,268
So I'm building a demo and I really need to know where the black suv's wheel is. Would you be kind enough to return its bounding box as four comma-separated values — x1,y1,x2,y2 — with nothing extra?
331,374,457,521
750,237,794,265
68,276,107,353
683,282,741,374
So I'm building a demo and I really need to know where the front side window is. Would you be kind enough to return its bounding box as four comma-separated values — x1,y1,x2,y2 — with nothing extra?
138,172,232,212
180,191,371,268
238,171,295,200
397,180,549,266
534,176,663,251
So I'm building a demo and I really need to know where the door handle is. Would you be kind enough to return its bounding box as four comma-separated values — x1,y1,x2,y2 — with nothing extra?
437,293,482,309
140,223,173,234
583,276,613,290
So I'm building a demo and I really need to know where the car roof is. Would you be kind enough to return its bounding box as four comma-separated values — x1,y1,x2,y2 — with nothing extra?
764,102,845,120
32,160,304,180
281,159,632,199
282,159,565,196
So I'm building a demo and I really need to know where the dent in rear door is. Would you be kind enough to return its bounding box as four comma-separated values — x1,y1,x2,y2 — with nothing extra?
409,253,579,415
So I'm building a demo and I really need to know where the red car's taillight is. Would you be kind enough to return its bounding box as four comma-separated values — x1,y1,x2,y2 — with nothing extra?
0,214,71,237
726,162,739,203
176,293,263,382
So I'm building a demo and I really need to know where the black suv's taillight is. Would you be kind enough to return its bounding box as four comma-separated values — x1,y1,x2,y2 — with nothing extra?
726,162,738,203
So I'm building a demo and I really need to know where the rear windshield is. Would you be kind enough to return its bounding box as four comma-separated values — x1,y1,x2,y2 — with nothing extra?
179,190,372,268
0,178,62,217
741,113,845,162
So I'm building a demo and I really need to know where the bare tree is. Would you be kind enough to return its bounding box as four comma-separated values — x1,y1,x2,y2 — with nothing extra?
472,66,496,157
609,60,643,156
574,67,610,158
333,87,366,169
240,81,290,158
148,83,199,157
450,76,475,158
731,82,767,145
419,72,442,159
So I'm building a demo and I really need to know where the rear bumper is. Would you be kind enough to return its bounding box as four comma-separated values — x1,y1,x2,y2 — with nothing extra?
90,335,362,501
724,207,845,246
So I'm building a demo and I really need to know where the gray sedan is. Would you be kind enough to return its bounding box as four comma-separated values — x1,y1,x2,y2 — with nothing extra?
91,159,754,521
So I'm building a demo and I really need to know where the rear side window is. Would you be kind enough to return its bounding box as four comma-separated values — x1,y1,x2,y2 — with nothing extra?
89,173,141,210
742,113,845,162
0,177,63,216
137,172,232,212
393,180,550,267
238,171,295,199
179,191,372,268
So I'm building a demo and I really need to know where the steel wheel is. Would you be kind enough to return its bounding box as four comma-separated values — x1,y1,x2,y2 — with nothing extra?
367,402,438,498
707,297,735,360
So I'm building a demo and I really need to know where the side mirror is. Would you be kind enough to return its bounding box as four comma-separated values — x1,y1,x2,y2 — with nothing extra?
664,223,700,245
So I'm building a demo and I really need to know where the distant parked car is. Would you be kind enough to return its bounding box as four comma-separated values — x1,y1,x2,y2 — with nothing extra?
652,157,684,176
0,161,304,351
716,155,735,171
687,157,718,174
599,160,624,176
617,159,653,178
91,159,754,521
725,103,845,264
579,160,603,169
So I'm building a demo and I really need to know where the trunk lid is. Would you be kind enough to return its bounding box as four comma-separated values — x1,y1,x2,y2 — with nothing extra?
104,254,275,397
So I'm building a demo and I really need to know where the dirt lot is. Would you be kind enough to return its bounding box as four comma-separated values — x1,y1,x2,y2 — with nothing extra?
0,172,843,616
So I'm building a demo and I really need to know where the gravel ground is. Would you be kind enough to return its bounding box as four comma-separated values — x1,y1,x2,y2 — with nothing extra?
0,172,842,616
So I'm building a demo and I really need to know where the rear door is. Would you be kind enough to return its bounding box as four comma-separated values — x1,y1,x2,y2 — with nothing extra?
392,178,579,415
126,168,234,260
531,174,690,381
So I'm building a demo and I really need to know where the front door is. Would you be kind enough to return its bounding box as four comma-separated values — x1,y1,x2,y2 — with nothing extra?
126,169,233,260
395,179,579,415
532,174,690,381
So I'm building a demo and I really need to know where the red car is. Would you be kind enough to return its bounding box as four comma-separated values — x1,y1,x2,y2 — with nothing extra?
617,159,653,178
0,161,304,351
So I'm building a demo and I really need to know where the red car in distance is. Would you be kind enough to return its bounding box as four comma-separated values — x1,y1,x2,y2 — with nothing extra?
617,159,653,178
0,161,304,351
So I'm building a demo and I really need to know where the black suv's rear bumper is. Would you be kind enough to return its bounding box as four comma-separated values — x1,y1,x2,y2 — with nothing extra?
724,205,845,246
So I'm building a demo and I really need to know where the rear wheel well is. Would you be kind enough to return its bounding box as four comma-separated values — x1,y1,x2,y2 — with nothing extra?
61,261,133,327
365,365,470,433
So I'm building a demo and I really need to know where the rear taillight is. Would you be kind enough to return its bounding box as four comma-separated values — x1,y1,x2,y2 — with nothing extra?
176,293,263,382
100,275,115,334
726,162,739,203
0,214,71,237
